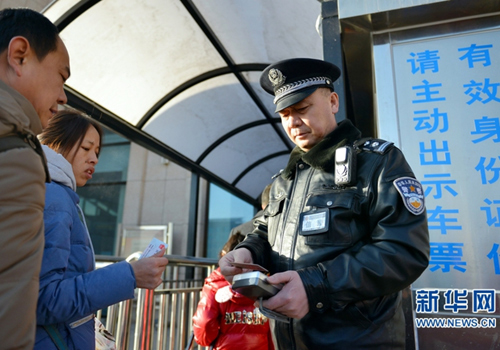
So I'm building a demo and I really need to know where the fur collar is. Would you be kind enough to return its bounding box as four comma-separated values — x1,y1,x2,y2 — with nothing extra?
281,120,362,180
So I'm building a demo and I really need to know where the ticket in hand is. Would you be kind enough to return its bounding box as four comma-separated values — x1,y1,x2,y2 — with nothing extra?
139,238,168,259
230,262,269,274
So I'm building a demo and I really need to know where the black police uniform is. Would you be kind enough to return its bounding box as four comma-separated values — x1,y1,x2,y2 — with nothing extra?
237,58,430,349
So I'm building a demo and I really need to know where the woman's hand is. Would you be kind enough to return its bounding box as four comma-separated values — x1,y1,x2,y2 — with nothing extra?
130,249,169,289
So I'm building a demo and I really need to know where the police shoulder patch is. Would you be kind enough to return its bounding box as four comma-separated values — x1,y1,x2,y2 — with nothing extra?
393,177,425,215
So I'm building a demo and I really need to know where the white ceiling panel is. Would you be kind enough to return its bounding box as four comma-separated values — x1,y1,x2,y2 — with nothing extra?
143,74,272,160
236,154,291,198
201,125,289,183
42,0,320,203
48,0,227,125
194,0,323,64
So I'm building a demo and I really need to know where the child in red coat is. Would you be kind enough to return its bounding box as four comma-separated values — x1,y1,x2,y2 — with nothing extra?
192,232,274,350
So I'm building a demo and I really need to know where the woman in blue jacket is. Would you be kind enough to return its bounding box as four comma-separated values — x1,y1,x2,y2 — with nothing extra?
35,110,168,349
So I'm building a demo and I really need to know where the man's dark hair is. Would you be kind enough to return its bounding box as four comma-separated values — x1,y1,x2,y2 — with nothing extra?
0,8,59,61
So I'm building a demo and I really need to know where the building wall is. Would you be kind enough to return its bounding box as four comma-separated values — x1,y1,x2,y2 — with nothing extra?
122,143,195,256
338,0,448,19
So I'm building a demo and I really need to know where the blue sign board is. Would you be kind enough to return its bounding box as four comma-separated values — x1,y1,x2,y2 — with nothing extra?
388,29,500,289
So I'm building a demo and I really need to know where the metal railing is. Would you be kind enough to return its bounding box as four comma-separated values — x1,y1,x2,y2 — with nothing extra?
95,254,218,350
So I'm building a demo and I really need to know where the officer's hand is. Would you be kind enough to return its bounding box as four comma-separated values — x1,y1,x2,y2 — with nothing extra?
130,249,169,289
219,248,253,283
260,271,309,319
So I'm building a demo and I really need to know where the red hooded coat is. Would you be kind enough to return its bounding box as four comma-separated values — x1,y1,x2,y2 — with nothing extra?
192,268,274,350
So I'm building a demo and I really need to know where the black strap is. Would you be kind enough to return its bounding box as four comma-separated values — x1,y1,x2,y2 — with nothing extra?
0,133,51,182
43,325,69,350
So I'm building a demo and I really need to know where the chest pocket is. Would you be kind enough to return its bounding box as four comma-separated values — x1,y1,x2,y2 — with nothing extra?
302,192,359,246
264,196,286,246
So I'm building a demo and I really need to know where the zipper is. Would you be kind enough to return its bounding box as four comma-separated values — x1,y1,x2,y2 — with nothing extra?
69,314,94,328
288,165,314,350
304,185,347,200
289,168,314,271
321,183,344,191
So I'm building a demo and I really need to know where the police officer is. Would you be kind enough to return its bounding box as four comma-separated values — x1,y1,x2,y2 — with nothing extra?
219,58,430,349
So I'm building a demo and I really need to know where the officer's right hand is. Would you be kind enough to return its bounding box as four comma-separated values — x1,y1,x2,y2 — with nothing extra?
219,248,253,283
260,270,309,319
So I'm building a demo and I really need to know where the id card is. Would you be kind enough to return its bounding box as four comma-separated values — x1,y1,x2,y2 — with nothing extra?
299,208,329,236
140,237,168,259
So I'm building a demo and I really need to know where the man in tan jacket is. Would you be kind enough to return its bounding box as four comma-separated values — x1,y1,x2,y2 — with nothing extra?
0,8,70,349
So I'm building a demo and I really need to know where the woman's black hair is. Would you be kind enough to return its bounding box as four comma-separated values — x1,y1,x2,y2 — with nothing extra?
39,109,103,161
219,232,245,259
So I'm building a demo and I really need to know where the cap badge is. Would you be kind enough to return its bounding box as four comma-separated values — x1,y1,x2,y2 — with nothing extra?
268,68,286,87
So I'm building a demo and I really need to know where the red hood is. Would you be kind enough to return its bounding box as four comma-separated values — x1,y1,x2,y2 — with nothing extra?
206,268,256,304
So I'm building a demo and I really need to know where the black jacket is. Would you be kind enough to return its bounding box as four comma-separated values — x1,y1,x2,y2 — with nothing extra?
239,120,430,349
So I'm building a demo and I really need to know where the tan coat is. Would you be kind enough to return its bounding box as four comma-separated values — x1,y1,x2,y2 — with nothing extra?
0,80,46,349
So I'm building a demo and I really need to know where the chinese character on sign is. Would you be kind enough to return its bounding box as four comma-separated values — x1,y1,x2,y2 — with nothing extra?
475,157,500,184
429,242,467,272
487,243,500,274
480,199,500,227
407,50,440,74
415,289,440,313
443,289,468,313
427,206,462,234
472,290,496,313
419,140,451,165
412,80,447,103
414,108,449,133
458,43,493,68
421,173,458,199
463,79,500,105
470,116,500,143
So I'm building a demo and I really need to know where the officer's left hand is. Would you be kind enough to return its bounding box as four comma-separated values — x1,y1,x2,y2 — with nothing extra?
259,270,309,319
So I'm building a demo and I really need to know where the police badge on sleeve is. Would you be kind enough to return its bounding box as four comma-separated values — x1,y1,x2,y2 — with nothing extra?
393,177,425,215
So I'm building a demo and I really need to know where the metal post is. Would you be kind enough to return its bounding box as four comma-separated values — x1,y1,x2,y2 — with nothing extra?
187,173,199,258
169,293,178,350
114,299,132,350
133,288,155,350
156,294,168,350
319,0,347,122
105,304,117,333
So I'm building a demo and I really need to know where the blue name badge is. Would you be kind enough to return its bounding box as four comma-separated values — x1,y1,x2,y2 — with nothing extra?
299,208,330,236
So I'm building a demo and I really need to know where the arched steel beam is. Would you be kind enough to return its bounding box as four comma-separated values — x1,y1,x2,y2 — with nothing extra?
180,0,292,152
196,118,282,164
64,85,259,206
232,151,290,186
137,63,268,129
44,0,101,31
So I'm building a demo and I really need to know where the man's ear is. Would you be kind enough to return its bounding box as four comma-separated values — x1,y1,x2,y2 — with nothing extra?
7,36,31,77
330,91,339,114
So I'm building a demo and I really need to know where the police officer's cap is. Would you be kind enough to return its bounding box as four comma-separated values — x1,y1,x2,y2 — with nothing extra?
260,58,341,112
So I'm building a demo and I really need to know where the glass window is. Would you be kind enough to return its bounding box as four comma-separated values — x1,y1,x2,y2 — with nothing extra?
76,127,130,255
206,183,255,259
